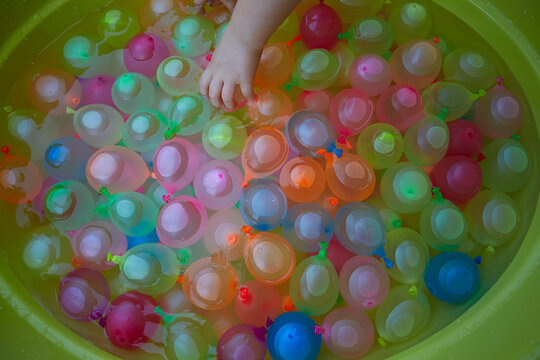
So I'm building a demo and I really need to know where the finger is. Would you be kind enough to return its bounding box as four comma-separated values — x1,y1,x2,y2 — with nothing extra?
209,79,224,108
222,82,236,110
200,70,212,99
240,81,255,102
221,0,237,12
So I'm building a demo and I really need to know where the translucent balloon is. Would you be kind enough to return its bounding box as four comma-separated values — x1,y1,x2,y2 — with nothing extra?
384,228,429,284
71,221,127,271
474,86,523,139
420,195,467,251
349,54,392,97
22,225,73,279
268,12,299,44
81,75,116,108
422,81,481,121
106,191,158,237
73,104,124,148
285,110,336,157
112,73,156,114
110,243,180,295
161,311,217,360
330,89,374,137
105,290,160,349
300,3,342,50
157,56,203,96
389,2,432,45
267,311,322,360
334,202,385,255
296,90,333,115
326,153,376,202
239,179,287,231
139,0,184,29
357,123,404,170
217,324,267,360
255,43,295,87
153,138,199,194
443,48,497,92
168,94,211,136
430,155,482,204
97,8,141,48
43,180,95,230
325,0,383,24
446,118,483,158
182,256,238,310
390,39,442,90
124,33,169,78
375,285,430,343
244,232,295,285
247,94,291,133
425,251,479,303
339,255,389,309
321,307,375,359
157,196,207,248
203,209,246,261
279,157,326,203
42,137,91,182
0,154,43,204
234,280,281,327
62,35,101,76
343,17,393,56
193,160,243,210
123,109,167,152
464,190,520,247
202,115,246,160
58,268,110,321
241,127,289,181
403,112,450,166
366,197,403,232
86,146,150,194
380,162,432,213
172,16,215,57
28,69,82,116
331,42,355,88
480,138,530,193
156,284,192,314
291,49,340,91
7,109,64,162
376,84,424,131
432,34,453,59
289,251,339,316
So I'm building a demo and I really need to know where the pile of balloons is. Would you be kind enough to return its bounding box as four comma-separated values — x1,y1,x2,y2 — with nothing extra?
2,0,531,359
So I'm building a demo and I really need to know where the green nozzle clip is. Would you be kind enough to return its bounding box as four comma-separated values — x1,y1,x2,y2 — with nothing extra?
392,219,402,229
485,245,495,255
471,89,487,101
164,121,181,140
284,78,297,92
337,31,352,40
432,187,443,201
378,337,387,347
382,51,392,60
153,306,176,326
107,252,122,264
177,248,192,265
317,242,329,259
511,134,521,140
66,106,75,114
3,105,12,113
436,107,449,121
93,203,109,217
408,284,418,296
98,186,110,197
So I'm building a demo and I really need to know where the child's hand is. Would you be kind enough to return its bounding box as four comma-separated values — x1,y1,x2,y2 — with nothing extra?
200,26,258,110
193,0,237,14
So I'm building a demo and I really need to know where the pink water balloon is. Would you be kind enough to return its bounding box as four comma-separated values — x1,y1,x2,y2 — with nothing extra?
376,84,424,131
299,3,342,51
193,160,243,211
124,33,169,78
153,138,199,195
86,145,149,194
349,54,392,97
156,195,207,248
330,89,374,137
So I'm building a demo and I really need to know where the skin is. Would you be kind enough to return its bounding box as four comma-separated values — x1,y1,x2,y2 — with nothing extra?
198,0,302,109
